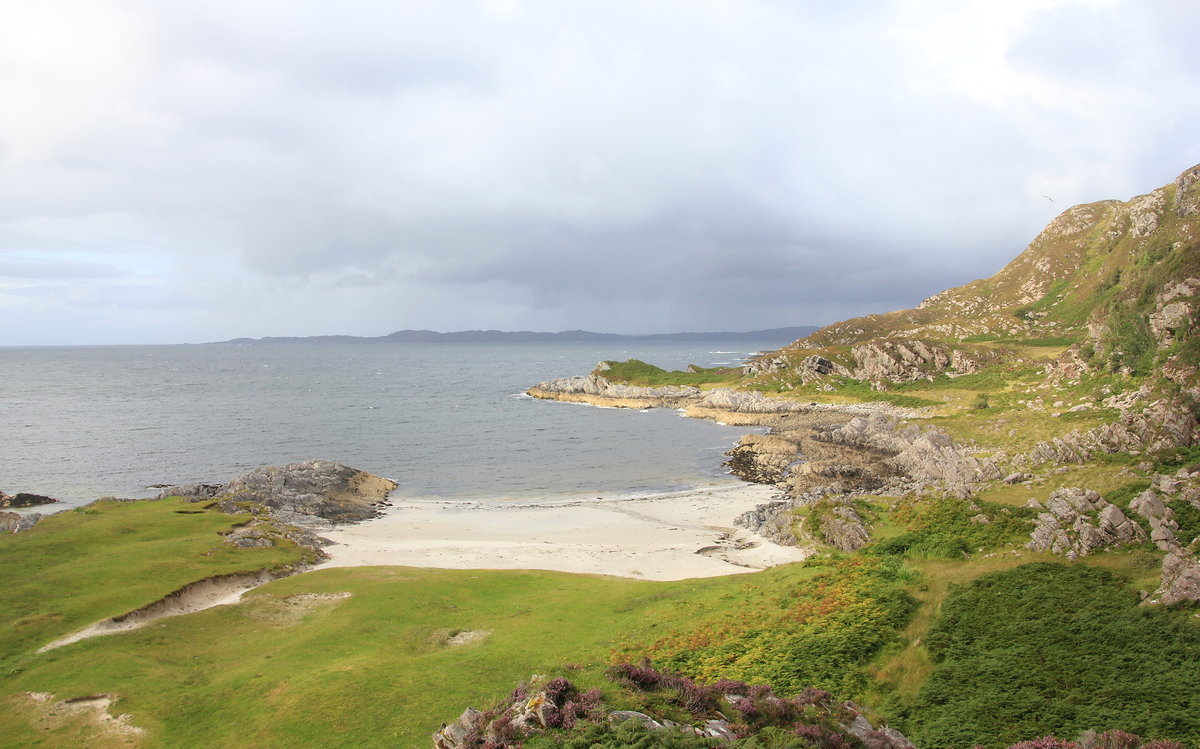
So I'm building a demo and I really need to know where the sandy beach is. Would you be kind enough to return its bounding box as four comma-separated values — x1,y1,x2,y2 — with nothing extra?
320,482,811,580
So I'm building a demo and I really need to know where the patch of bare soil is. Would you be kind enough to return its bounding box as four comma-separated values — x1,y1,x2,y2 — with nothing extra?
16,691,145,748
38,571,279,653
243,591,352,626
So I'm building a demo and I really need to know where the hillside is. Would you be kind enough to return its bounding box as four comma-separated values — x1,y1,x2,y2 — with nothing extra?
746,163,1199,392
520,165,1200,747
2,167,1198,749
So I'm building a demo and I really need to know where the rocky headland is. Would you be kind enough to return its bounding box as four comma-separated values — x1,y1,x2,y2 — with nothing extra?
158,458,397,527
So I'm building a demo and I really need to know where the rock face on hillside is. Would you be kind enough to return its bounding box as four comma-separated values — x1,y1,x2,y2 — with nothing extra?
160,460,396,526
1026,488,1145,559
0,511,43,534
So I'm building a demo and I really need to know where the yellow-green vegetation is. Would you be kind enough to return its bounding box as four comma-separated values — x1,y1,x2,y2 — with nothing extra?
0,498,312,668
600,359,743,387
625,557,917,697
862,496,1035,560
1,513,911,747
2,492,1198,746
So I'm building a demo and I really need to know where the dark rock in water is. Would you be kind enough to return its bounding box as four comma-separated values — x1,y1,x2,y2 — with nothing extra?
1,511,43,533
159,460,396,525
0,492,57,508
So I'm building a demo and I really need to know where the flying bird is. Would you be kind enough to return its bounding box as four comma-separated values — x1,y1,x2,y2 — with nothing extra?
1042,194,1055,202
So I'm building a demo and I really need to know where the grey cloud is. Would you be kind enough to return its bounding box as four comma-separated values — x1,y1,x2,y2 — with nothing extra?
0,259,123,279
0,1,1197,344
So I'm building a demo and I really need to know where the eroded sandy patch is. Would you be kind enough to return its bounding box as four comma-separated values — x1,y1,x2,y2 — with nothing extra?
16,691,145,747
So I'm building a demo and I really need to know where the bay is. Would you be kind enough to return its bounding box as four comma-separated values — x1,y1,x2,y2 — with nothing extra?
0,340,789,507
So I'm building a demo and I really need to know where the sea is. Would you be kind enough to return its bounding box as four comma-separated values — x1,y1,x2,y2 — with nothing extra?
0,339,793,510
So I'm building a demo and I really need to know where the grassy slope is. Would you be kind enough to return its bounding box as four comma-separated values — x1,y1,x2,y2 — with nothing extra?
0,514,826,748
0,499,310,669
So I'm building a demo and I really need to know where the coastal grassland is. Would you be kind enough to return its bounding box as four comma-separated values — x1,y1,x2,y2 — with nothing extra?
0,505,867,748
600,359,742,387
0,498,310,668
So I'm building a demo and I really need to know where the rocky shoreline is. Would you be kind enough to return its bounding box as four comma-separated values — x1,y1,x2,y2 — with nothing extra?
528,365,1200,604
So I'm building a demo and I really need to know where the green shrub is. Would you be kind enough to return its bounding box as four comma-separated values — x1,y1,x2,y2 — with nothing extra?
908,563,1200,748
864,497,1032,559
630,558,916,698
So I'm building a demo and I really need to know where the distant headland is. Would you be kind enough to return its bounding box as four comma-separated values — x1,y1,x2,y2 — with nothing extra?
209,326,819,345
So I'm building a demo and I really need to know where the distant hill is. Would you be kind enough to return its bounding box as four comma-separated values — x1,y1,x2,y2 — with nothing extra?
212,326,819,345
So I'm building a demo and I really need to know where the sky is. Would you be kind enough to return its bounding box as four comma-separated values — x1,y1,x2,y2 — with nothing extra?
1,0,1198,345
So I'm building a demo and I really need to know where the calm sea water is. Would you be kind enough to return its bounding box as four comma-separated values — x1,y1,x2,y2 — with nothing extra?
0,340,789,508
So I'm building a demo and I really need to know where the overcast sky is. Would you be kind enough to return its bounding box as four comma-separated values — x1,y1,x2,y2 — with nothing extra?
1,0,1198,344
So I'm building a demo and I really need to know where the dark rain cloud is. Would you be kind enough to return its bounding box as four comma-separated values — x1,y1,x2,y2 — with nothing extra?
0,1,1198,343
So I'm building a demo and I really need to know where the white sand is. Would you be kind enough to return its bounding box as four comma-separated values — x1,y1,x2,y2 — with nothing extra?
319,483,811,581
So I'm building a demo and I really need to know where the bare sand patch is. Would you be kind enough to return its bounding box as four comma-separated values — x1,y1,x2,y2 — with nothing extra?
16,692,144,747
319,482,812,580
244,591,353,627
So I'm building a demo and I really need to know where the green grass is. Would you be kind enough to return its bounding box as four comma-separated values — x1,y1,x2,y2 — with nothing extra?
0,504,840,748
629,556,918,698
905,563,1200,748
0,499,310,669
599,359,742,387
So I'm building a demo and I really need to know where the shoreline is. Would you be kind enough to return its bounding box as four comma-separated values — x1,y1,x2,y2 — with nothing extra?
319,481,811,580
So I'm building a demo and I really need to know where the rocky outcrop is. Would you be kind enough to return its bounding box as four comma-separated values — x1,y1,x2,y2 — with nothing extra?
160,460,396,526
1128,489,1181,551
851,340,950,383
527,372,700,408
814,501,872,553
1148,550,1200,606
1012,395,1198,468
1,511,43,534
796,355,852,384
1026,488,1145,559
221,519,333,557
725,434,802,484
0,492,57,508
434,673,915,749
1149,278,1199,347
818,414,1002,486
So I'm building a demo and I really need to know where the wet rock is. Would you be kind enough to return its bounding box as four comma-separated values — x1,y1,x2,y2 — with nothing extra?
725,434,801,484
0,492,57,508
